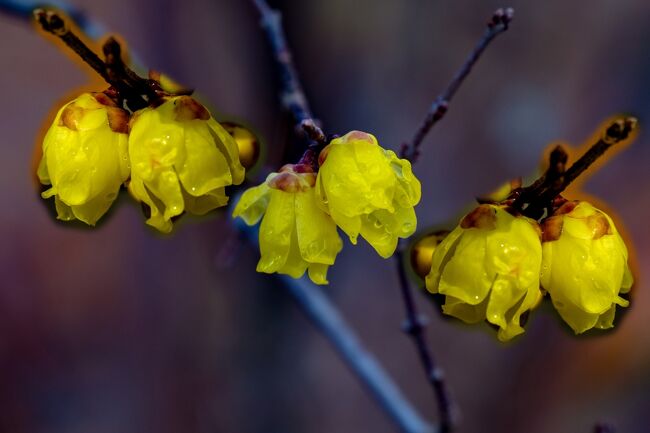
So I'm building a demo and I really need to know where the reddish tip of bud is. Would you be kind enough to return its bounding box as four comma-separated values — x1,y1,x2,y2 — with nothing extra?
346,130,373,143
174,96,209,121
461,205,497,230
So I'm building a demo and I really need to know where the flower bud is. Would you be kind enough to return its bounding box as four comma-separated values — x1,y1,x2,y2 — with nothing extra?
540,201,632,333
37,93,129,225
425,204,543,341
233,164,342,285
222,122,260,170
410,231,449,279
316,131,421,258
127,96,245,233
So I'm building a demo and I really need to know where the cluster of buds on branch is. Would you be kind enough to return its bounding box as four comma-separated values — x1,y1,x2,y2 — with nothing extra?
34,9,250,232
414,118,638,340
32,5,638,342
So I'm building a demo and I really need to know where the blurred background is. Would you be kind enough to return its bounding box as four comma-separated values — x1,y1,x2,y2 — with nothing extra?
1,0,650,432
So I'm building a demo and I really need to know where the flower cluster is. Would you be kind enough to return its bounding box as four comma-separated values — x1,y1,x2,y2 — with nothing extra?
423,200,632,340
37,92,245,232
234,131,422,284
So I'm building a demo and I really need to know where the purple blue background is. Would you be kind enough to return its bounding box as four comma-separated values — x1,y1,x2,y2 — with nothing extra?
1,1,650,432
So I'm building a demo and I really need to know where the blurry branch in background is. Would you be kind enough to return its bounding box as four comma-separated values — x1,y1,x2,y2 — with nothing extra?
393,8,515,432
594,422,616,433
236,219,437,433
250,1,438,432
1,0,438,431
251,0,327,170
399,8,514,163
0,0,104,38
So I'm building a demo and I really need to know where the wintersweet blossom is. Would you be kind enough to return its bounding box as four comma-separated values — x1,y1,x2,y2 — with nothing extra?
540,201,632,333
425,204,544,341
233,164,342,284
316,131,421,258
128,96,244,232
37,93,130,225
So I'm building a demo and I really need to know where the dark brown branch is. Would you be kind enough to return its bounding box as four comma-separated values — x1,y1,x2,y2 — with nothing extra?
395,245,455,433
513,116,638,219
251,0,328,156
400,7,514,163
34,9,150,111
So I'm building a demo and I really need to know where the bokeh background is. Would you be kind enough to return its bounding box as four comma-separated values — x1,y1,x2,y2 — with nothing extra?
2,1,650,432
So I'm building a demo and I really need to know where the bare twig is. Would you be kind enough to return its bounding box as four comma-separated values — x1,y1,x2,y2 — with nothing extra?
400,7,514,163
392,8,516,430
251,0,328,153
395,245,455,433
513,116,638,219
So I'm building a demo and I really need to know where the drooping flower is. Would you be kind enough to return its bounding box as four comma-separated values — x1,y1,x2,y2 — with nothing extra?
128,96,245,233
316,131,421,258
37,92,130,225
233,164,343,284
425,204,544,341
540,201,633,334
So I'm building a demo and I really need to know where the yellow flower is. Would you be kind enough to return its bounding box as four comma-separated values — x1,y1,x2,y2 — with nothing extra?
233,164,343,284
540,201,632,334
37,93,130,225
425,204,543,341
128,96,245,233
316,131,421,258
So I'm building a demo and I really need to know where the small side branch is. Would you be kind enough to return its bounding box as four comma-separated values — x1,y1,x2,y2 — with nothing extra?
401,8,514,163
251,0,327,149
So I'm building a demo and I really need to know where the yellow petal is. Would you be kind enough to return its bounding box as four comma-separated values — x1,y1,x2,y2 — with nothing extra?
295,189,342,264
232,183,271,226
257,189,295,273
308,263,331,285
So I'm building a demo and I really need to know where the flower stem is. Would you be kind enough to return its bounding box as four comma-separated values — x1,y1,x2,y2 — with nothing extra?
400,8,514,163
33,8,150,111
513,116,638,219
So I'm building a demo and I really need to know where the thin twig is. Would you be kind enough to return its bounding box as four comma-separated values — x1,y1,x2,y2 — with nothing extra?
251,0,328,153
400,7,514,163
395,245,455,433
393,8,516,430
513,116,638,219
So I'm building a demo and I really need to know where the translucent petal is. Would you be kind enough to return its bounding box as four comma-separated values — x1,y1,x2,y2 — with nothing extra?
295,189,342,264
177,121,232,196
330,207,361,244
359,213,398,259
442,295,487,324
54,196,74,221
308,263,331,285
232,183,271,226
183,187,228,215
276,226,309,279
257,189,295,273
208,118,245,185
